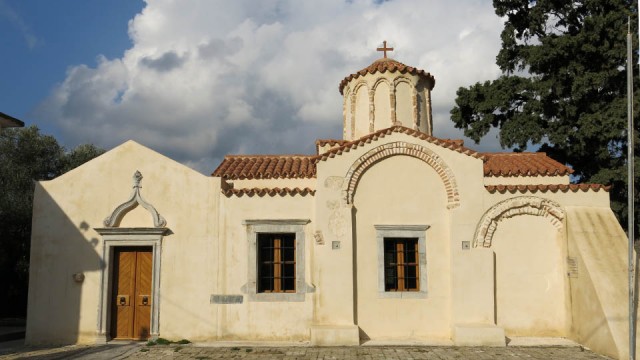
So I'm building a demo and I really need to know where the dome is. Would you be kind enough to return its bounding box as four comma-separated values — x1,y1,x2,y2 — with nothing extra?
339,58,435,95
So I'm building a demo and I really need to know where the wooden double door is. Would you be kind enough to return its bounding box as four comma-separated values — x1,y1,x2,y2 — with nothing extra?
110,247,153,340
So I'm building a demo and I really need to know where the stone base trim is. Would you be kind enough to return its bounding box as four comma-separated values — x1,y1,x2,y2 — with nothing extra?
310,325,360,346
453,324,506,346
95,333,108,344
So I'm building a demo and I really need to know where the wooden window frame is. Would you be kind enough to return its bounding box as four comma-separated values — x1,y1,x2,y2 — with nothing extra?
375,225,429,299
384,238,420,292
244,219,309,302
257,233,296,293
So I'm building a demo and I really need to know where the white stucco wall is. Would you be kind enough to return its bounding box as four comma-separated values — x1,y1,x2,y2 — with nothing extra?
228,178,315,189
213,194,315,341
25,131,634,359
353,156,450,340
484,175,570,186
314,131,487,341
492,215,569,336
27,141,219,344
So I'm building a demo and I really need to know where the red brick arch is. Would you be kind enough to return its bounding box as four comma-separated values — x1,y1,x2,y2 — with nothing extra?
473,196,564,248
342,141,460,208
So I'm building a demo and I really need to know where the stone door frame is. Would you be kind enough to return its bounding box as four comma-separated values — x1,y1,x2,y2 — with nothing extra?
94,227,169,343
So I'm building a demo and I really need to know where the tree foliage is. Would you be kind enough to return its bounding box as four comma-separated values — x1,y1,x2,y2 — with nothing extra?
451,0,639,227
0,126,104,317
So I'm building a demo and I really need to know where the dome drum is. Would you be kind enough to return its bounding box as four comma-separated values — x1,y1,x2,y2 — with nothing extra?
341,58,435,140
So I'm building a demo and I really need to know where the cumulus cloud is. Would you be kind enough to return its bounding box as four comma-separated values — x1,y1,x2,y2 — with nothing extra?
140,51,188,72
36,0,505,173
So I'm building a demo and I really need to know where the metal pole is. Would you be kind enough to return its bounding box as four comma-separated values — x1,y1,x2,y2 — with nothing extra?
628,19,636,360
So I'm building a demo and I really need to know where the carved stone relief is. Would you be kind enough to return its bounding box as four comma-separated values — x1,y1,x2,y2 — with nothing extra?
324,176,344,190
103,171,167,228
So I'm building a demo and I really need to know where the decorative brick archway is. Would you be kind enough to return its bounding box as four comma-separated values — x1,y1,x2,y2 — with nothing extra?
473,196,564,248
342,141,460,208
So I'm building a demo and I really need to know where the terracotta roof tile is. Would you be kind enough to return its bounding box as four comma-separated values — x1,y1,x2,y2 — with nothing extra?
482,152,573,177
339,58,435,94
222,187,315,197
314,126,484,161
315,139,351,154
486,184,610,193
212,155,316,179
212,129,577,182
316,139,350,147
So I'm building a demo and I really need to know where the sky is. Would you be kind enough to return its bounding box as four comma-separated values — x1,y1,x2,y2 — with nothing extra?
0,0,506,174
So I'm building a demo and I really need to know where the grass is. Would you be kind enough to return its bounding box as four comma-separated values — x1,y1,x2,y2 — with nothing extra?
155,338,171,345
145,337,191,346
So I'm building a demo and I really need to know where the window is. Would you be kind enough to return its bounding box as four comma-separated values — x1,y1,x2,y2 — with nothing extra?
384,238,419,291
257,233,296,293
375,225,429,298
243,219,309,302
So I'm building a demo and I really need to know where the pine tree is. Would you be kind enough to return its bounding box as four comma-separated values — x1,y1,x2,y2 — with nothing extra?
451,0,639,228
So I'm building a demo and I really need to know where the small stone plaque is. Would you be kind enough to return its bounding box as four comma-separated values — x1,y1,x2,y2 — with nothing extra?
210,295,243,304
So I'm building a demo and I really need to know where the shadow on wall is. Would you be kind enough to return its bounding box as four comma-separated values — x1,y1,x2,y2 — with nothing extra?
634,244,640,345
25,182,102,345
350,206,370,344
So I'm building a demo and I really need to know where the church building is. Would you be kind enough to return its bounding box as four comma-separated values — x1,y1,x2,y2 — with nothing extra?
26,44,636,360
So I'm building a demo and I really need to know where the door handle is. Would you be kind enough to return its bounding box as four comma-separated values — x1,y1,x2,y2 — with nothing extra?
116,295,129,306
142,295,149,305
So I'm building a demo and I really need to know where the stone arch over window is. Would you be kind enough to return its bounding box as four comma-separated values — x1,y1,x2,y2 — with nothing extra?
392,77,414,127
342,141,460,208
473,196,564,248
342,87,351,139
392,77,411,87
351,81,370,137
371,78,392,131
372,77,392,91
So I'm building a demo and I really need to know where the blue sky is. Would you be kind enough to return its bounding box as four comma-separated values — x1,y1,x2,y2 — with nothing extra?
0,0,144,134
0,0,504,173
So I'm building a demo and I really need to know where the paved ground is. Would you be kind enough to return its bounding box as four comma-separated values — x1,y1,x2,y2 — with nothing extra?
0,320,25,344
0,340,613,360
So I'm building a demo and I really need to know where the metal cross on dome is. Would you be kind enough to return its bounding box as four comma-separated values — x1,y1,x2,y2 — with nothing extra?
377,40,394,58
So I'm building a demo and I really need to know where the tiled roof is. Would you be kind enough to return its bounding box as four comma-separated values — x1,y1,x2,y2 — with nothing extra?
339,58,435,94
212,128,585,185
486,184,610,193
0,112,25,128
316,139,350,147
315,139,350,154
315,126,485,161
222,187,315,197
212,155,316,179
482,152,573,177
